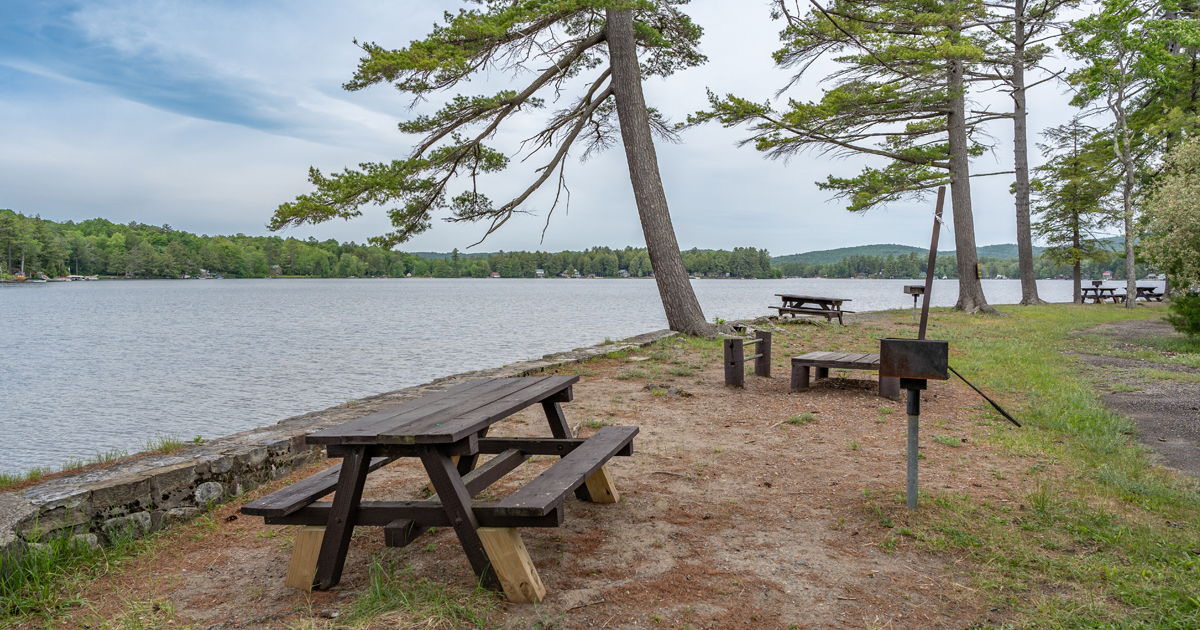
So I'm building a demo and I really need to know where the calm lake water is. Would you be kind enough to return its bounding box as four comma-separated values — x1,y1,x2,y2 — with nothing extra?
0,277,1157,474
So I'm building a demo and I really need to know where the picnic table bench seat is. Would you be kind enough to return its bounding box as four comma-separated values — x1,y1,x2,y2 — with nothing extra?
241,376,636,604
790,351,900,399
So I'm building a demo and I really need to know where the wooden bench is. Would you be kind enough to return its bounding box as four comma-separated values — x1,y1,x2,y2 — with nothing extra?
241,376,636,603
790,352,900,399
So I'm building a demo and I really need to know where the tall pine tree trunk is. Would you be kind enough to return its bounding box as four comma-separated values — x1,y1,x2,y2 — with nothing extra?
1012,0,1043,305
606,8,713,335
1072,222,1082,304
947,56,997,314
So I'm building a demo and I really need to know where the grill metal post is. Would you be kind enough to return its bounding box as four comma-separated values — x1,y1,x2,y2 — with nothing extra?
906,388,921,509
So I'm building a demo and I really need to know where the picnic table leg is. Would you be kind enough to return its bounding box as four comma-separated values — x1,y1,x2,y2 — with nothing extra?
456,427,489,476
543,401,594,502
314,445,371,590
790,364,810,392
419,446,500,589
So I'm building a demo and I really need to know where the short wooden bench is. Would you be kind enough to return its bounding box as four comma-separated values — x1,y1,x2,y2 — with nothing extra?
790,352,900,399
769,306,856,325
241,376,636,604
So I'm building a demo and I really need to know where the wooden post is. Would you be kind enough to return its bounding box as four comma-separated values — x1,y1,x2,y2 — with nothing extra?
815,367,829,379
724,338,744,387
790,363,810,392
583,465,620,503
285,526,325,591
754,331,771,377
477,528,546,604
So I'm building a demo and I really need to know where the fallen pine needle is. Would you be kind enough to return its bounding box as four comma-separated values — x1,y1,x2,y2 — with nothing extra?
568,599,606,611
651,471,686,477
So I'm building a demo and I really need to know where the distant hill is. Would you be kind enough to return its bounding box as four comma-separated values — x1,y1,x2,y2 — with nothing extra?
771,244,926,265
407,251,495,260
771,243,1047,265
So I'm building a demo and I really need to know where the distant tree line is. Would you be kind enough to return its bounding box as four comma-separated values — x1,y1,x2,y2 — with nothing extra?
0,211,779,280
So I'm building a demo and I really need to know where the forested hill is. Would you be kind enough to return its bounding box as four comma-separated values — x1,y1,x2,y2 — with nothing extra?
772,243,1047,265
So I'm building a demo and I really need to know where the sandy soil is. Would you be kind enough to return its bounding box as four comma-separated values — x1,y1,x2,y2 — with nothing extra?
32,314,1036,630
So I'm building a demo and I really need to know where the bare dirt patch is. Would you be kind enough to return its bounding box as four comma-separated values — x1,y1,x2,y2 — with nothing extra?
23,315,1036,630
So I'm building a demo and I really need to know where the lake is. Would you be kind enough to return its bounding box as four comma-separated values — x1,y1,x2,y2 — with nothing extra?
0,277,1155,474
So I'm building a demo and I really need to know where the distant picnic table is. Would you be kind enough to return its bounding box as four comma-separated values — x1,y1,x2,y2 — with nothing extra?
1081,286,1119,304
770,294,853,325
242,376,635,602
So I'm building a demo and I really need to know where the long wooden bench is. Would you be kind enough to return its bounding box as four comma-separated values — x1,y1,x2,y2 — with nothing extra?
790,351,900,399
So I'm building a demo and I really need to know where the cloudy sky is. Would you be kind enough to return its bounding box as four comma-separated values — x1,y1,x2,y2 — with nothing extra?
0,0,1083,257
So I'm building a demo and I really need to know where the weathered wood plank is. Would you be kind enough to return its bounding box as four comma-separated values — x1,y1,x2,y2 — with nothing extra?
242,456,395,518
265,501,566,528
385,376,578,444
333,379,536,444
493,426,638,517
306,379,497,444
476,437,634,457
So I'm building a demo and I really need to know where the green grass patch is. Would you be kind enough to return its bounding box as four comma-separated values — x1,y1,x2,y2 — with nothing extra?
785,412,817,426
336,557,499,627
615,368,646,381
896,304,1200,628
933,434,962,447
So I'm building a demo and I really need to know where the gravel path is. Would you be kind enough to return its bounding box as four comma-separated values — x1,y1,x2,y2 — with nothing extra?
1080,318,1200,475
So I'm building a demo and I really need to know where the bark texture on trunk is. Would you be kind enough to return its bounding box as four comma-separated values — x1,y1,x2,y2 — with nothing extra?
606,9,713,335
947,56,997,314
1072,225,1082,304
1012,0,1044,305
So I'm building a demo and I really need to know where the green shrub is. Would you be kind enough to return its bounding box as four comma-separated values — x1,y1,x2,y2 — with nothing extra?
1165,292,1200,337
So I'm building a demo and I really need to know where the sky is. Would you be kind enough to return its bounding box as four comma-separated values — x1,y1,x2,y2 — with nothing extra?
0,0,1086,257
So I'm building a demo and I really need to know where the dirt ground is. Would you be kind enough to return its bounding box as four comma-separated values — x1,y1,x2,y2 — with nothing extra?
1073,318,1200,475
32,314,1042,630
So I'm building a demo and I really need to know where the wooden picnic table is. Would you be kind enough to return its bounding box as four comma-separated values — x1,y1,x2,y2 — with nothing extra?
242,376,636,602
770,294,854,325
1081,286,1119,304
1135,286,1164,301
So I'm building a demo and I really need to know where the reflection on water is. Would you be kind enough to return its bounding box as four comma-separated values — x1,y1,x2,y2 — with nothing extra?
0,277,1154,473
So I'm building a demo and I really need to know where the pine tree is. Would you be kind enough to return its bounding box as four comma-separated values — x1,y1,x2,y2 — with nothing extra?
269,1,714,334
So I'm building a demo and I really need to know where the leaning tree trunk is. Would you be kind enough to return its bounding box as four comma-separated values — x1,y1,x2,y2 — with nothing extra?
947,56,998,314
1012,0,1044,305
606,8,713,335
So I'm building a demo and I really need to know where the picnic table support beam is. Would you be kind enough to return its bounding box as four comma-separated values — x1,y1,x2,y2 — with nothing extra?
477,527,546,604
543,401,593,502
314,445,372,590
419,446,501,590
285,526,325,591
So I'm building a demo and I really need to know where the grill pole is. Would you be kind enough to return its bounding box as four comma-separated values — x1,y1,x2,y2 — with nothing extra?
906,185,945,509
906,388,921,509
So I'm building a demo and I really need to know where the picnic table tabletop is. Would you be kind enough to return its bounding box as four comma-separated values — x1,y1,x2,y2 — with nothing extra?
307,375,578,445
776,293,852,303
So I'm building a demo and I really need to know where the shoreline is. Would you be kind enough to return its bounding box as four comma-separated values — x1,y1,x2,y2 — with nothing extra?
0,328,678,558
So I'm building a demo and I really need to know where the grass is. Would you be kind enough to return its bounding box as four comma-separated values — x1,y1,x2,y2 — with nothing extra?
1,447,131,492
876,304,1200,628
336,557,499,627
785,412,817,426
139,434,187,455
933,434,962,447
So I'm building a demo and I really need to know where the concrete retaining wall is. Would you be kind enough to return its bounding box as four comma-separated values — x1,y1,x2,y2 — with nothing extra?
0,330,676,561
